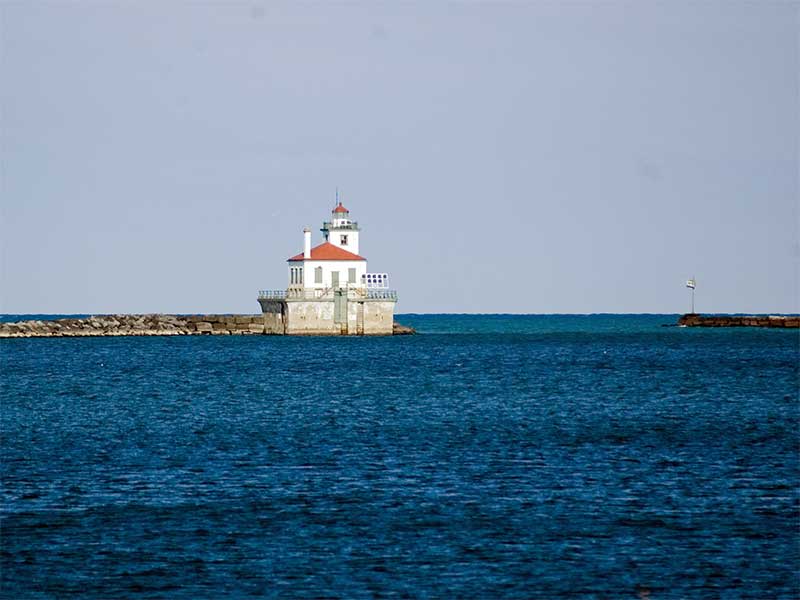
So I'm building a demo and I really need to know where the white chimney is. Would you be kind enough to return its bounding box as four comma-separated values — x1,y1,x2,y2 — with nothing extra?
303,228,311,259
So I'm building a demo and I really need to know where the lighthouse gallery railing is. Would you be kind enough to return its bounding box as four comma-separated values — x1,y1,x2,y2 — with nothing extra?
258,289,397,301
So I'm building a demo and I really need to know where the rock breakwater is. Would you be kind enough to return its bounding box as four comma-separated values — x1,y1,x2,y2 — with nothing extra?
0,314,416,338
392,322,416,335
678,314,799,328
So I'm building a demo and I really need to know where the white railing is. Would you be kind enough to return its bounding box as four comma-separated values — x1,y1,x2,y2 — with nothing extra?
258,290,287,300
288,288,332,299
258,288,397,301
322,221,359,231
259,288,334,300
366,289,397,300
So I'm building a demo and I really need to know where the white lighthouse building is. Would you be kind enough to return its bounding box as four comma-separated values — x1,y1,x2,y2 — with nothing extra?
258,201,396,335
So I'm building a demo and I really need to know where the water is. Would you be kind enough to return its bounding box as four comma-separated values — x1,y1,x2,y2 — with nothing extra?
1,315,798,598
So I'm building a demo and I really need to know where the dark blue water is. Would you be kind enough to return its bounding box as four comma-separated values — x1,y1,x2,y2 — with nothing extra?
2,315,798,598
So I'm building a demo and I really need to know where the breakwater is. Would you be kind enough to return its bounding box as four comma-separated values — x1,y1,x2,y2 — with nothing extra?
0,314,415,338
678,314,799,328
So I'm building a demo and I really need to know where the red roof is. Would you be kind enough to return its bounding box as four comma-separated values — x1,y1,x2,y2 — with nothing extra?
288,242,365,262
333,202,349,213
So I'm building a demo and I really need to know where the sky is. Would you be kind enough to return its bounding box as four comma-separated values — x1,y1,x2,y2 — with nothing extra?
1,1,797,314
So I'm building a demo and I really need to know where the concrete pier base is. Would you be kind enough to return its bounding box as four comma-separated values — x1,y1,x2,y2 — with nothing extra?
258,297,396,335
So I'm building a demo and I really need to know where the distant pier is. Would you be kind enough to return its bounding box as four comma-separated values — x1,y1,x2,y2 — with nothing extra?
678,314,799,328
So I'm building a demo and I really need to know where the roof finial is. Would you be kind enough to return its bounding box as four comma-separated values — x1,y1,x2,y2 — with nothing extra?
335,186,339,207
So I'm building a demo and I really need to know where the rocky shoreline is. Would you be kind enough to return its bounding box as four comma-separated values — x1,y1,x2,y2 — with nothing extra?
678,314,799,328
0,314,416,338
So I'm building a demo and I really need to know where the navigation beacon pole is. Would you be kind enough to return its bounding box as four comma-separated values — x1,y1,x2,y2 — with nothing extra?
686,277,696,313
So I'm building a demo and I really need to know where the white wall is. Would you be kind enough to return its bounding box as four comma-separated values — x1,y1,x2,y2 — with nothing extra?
288,260,367,289
326,229,360,255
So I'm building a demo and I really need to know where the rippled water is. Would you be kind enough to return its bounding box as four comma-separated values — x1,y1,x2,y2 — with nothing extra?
2,315,798,598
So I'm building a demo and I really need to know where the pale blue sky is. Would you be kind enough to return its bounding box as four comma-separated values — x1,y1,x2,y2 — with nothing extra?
1,2,797,314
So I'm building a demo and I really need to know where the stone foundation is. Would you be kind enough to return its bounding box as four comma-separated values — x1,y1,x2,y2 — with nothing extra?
282,300,395,335
285,300,337,335
360,301,395,335
258,300,287,334
258,295,397,336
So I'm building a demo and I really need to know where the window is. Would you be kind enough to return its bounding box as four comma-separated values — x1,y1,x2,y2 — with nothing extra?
340,235,348,246
315,266,322,284
348,268,356,283
362,273,388,288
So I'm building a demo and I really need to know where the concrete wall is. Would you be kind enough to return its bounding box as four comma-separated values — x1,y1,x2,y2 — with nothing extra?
343,300,393,335
258,299,286,334
347,300,361,334
362,301,395,335
276,298,396,335
285,300,339,335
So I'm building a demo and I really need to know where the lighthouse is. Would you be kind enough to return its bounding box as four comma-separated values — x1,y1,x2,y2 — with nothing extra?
286,202,367,291
322,201,360,253
258,200,397,335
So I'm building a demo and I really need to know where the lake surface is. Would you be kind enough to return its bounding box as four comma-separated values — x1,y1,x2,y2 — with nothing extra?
1,314,798,598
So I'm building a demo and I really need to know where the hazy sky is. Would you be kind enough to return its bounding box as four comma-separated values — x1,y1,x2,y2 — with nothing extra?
2,2,797,314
